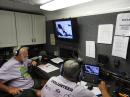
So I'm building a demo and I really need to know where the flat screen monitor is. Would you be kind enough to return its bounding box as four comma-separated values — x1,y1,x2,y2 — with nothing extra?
82,64,100,83
83,64,100,75
53,18,79,42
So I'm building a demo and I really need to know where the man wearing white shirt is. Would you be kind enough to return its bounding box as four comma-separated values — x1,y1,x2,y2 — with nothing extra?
0,46,42,97
41,59,111,97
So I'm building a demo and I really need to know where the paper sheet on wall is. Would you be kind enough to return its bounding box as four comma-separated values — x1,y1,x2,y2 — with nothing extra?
115,13,130,36
86,41,95,58
97,24,113,44
112,36,129,59
50,34,55,45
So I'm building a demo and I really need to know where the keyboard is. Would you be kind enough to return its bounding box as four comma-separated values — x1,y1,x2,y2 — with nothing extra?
83,74,99,84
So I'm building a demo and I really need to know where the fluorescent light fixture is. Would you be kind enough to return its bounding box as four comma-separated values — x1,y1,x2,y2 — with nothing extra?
40,0,93,11
32,0,54,4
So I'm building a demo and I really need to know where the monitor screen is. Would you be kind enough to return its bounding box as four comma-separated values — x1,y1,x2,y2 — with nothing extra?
83,64,100,75
53,18,79,42
55,20,73,39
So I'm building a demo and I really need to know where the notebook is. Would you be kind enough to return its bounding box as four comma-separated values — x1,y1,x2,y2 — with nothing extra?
82,64,100,84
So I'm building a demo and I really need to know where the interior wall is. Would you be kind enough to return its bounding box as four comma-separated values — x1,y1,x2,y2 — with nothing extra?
46,11,130,77
78,11,130,77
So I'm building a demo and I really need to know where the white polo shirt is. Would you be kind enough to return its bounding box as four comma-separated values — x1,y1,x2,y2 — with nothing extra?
41,75,97,97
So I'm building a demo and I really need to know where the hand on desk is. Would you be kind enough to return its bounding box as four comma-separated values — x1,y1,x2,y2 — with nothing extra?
31,61,37,66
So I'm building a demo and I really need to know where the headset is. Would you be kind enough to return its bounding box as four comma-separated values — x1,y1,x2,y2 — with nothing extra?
60,58,83,82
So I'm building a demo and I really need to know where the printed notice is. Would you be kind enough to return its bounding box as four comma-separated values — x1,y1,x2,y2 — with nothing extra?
97,24,113,44
86,41,95,58
50,34,55,45
112,36,129,59
115,13,130,36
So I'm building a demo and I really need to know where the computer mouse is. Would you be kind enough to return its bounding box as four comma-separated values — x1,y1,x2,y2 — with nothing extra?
87,85,93,90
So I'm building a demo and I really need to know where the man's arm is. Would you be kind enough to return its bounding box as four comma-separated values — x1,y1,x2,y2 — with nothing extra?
98,81,111,97
0,81,23,95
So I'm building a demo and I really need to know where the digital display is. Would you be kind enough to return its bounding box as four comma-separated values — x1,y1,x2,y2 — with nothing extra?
53,18,79,42
84,64,100,75
55,20,73,39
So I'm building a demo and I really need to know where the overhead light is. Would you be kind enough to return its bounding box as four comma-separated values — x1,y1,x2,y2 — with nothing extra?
31,0,54,4
40,0,93,11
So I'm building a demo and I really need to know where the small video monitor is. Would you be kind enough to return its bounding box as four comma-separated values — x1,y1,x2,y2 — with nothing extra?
53,18,79,42
83,64,100,75
55,20,73,39
82,64,100,83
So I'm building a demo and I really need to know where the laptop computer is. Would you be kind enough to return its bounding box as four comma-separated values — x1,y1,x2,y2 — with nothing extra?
82,64,100,84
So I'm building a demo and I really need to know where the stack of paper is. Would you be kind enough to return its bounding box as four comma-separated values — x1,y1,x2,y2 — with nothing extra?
51,57,64,64
38,63,59,73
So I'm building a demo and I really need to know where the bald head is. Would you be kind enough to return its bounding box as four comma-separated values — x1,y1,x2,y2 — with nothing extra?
19,47,28,55
14,46,29,62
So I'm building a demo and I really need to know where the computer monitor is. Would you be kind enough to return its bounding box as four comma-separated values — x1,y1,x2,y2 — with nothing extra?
55,20,73,39
53,18,79,42
82,64,100,83
83,64,100,75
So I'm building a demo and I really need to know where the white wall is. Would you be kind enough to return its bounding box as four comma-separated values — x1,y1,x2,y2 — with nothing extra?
44,0,130,20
